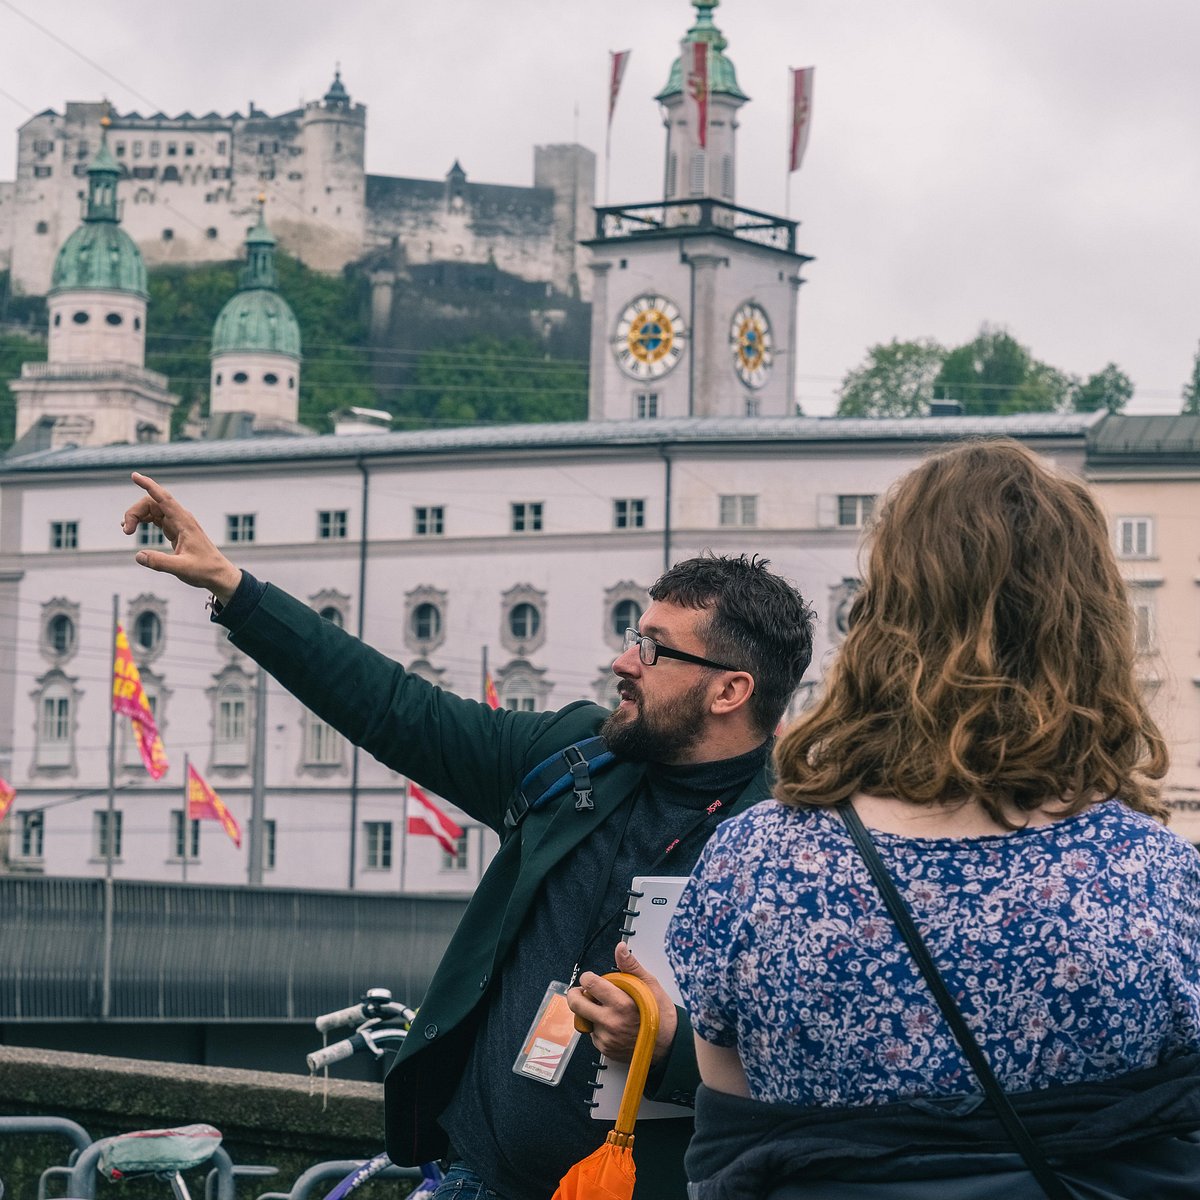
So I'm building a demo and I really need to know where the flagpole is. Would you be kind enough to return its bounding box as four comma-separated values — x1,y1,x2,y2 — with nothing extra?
105,595,119,881
397,778,409,895
181,752,189,884
101,593,119,1021
481,644,489,703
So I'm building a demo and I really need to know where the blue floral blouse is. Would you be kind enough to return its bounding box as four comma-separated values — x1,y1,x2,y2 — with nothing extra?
666,799,1200,1107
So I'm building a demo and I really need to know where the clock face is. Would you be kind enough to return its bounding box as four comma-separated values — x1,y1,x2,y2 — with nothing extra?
729,303,773,389
612,295,686,379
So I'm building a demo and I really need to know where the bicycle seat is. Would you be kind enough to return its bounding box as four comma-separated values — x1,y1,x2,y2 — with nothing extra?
98,1125,222,1180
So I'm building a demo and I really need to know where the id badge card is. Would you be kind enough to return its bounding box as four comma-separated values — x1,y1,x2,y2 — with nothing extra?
512,980,581,1086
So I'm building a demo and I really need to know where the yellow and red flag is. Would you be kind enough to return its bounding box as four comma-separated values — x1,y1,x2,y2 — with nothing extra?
608,50,631,127
485,671,500,710
0,775,15,823
187,763,242,848
112,624,168,779
407,783,464,857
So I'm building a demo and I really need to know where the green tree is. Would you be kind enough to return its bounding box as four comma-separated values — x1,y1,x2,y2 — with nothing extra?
0,332,47,446
836,338,945,417
1074,363,1133,414
402,336,587,428
934,326,1072,414
1183,342,1200,415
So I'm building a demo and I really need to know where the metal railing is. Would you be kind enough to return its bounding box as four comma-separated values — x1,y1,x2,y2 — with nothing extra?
19,361,171,389
0,876,466,1022
592,199,801,254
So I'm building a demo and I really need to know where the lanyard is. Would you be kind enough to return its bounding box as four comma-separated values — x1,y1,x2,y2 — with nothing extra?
566,791,729,987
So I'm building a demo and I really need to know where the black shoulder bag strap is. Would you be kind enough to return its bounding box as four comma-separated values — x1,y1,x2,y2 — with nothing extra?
837,801,1075,1200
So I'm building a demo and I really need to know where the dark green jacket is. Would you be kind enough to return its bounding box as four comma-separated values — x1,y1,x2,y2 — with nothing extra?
225,583,772,1199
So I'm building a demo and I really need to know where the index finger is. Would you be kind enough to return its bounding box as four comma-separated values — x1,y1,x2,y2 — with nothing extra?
131,471,173,507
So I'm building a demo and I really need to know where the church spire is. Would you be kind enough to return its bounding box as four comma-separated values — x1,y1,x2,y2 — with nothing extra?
240,195,279,291
84,111,121,224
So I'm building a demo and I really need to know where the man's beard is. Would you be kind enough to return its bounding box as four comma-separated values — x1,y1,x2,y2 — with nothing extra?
600,678,711,763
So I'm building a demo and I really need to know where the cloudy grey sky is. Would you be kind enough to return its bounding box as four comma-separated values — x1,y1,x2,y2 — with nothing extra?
2,0,1198,414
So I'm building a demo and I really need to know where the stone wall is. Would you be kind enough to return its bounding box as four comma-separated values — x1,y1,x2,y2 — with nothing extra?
0,1046,418,1200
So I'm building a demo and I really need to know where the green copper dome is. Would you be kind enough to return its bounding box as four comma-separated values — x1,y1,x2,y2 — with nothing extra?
50,132,148,298
211,205,301,358
657,0,749,102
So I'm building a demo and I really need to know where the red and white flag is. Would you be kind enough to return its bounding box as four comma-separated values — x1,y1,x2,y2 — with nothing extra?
484,672,500,710
0,775,15,824
608,50,631,127
188,763,242,848
685,41,711,149
407,783,464,857
788,66,816,173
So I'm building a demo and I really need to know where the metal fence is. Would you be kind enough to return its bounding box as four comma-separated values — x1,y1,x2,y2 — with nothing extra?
0,875,467,1022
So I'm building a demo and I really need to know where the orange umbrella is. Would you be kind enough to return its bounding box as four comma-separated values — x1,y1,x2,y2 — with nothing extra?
552,972,660,1200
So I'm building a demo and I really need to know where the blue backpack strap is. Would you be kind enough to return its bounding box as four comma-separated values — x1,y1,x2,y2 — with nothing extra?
505,736,614,831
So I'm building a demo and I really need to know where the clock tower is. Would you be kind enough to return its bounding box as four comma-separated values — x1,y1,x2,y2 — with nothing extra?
586,0,812,421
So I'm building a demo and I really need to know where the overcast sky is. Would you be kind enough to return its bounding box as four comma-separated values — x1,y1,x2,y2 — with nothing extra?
2,0,1198,414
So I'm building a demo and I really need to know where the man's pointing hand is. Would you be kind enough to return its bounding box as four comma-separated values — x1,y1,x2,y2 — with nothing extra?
122,472,242,602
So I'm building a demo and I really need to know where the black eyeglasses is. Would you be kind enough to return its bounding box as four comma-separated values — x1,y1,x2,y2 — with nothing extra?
622,628,742,673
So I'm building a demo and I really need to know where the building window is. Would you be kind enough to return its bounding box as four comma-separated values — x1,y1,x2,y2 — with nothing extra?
214,688,249,767
46,613,76,657
132,141,143,158
509,602,541,641
319,606,344,627
35,221,49,234
411,602,442,642
667,153,677,195
263,372,279,386
364,821,393,870
33,138,54,154
162,228,174,241
33,165,52,178
115,142,126,157
170,809,200,860
745,396,760,417
206,227,218,239
613,499,645,530
263,818,276,870
317,509,348,540
689,150,706,196
635,392,659,419
441,832,469,871
137,523,166,546
185,142,195,156
167,141,177,157
837,494,876,529
1116,517,1153,559
39,692,72,766
72,310,89,324
150,141,161,158
303,711,341,765
226,513,255,543
105,312,124,326
718,495,758,527
1130,593,1156,655
721,154,734,199
414,506,444,536
94,810,123,860
216,139,227,155
511,502,544,533
18,811,44,860
133,610,162,654
611,597,643,638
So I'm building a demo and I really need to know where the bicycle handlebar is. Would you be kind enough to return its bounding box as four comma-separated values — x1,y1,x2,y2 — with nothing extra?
314,1005,365,1034
313,990,417,1033
307,1034,366,1072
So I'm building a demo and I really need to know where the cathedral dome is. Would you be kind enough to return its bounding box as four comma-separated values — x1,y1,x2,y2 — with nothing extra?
212,288,301,357
50,136,148,298
656,0,749,102
211,204,301,358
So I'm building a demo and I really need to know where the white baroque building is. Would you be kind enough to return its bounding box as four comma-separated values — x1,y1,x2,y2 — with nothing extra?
0,415,1098,891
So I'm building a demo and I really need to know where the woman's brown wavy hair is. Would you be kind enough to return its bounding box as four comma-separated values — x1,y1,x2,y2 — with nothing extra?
775,439,1169,825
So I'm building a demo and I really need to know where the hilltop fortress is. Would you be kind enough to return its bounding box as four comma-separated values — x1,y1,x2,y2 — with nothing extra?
0,72,595,301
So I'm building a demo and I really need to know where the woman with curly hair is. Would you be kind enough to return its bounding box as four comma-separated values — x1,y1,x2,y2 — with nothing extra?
668,439,1200,1198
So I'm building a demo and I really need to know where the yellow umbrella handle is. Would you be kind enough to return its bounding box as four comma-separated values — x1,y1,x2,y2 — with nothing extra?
573,971,660,1138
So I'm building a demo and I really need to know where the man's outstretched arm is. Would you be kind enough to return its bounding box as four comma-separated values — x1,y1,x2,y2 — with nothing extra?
121,471,242,601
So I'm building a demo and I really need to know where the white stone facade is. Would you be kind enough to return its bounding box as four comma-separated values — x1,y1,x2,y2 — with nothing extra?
3,93,595,300
210,351,301,426
0,416,1098,893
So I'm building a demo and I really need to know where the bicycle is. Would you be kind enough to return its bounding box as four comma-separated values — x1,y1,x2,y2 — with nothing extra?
259,989,442,1200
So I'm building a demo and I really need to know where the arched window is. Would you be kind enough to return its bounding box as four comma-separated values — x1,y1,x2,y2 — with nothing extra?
319,605,344,627
37,684,73,768
213,684,249,767
412,602,441,642
133,610,162,653
611,598,642,638
47,613,75,656
509,602,540,641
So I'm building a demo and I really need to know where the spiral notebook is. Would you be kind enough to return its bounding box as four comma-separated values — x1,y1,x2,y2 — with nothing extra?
588,874,692,1121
